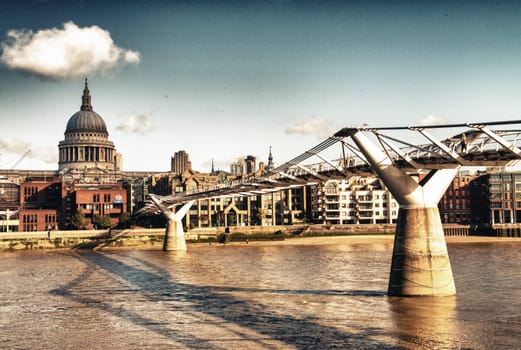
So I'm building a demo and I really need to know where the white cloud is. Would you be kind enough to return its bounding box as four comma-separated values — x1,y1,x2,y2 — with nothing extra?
32,147,58,164
0,138,31,155
115,113,155,135
0,139,57,168
0,21,140,79
285,117,334,139
420,114,448,126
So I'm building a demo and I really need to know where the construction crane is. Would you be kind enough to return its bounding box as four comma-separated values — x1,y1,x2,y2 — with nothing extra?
11,149,31,169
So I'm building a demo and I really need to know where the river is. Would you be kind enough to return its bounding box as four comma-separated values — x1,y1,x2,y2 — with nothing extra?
1,237,520,349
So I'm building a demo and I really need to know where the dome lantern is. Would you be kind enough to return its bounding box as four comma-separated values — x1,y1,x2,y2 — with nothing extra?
81,78,92,111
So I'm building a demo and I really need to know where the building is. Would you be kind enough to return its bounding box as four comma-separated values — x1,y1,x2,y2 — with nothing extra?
311,176,399,224
57,80,128,229
58,78,121,182
230,155,258,176
438,170,487,224
186,187,310,229
171,150,192,174
72,182,126,229
484,170,521,225
230,158,244,175
19,177,61,231
244,155,256,175
0,177,20,232
0,80,130,231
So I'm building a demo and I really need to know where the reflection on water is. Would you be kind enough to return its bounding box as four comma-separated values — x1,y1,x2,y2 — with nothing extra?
389,296,458,349
0,241,520,349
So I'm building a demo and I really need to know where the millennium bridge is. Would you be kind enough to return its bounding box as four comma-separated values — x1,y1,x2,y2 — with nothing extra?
139,120,521,297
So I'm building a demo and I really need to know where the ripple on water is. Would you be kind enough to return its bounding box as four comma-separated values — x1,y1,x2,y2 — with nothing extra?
0,242,520,349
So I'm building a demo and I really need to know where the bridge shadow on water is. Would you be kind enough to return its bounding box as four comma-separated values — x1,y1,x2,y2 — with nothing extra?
51,251,404,350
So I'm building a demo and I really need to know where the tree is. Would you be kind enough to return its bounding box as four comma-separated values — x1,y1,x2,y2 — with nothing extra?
118,212,133,229
93,215,112,229
69,208,87,230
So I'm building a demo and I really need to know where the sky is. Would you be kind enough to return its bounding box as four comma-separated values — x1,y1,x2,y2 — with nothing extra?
2,0,521,172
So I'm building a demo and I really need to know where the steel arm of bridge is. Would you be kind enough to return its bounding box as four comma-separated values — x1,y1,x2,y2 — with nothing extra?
412,128,468,166
349,130,458,206
469,124,521,157
148,195,176,220
372,131,421,169
149,195,194,222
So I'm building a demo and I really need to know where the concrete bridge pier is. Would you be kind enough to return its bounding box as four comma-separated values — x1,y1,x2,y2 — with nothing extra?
349,130,457,296
149,195,194,251
163,216,186,251
389,205,456,296
162,201,194,251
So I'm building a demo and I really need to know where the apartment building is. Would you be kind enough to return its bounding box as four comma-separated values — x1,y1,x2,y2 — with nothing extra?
311,176,399,225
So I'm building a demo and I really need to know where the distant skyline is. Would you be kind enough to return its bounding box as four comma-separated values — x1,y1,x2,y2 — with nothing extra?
2,0,521,172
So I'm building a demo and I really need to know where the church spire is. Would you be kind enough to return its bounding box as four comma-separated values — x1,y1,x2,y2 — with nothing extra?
267,146,274,172
81,78,92,111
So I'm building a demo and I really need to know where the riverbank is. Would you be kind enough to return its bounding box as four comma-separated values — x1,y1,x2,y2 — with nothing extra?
190,234,521,249
2,228,520,252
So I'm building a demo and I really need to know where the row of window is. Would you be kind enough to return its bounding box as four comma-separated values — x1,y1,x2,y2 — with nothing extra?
323,209,398,217
45,214,57,224
324,194,388,201
324,210,398,218
22,214,38,223
23,186,38,202
324,202,397,209
21,214,58,224
442,203,468,210
91,194,113,203
489,202,521,209
80,203,121,211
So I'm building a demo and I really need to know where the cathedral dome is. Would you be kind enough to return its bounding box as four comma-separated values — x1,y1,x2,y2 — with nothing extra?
64,78,108,135
65,110,108,134
58,78,118,173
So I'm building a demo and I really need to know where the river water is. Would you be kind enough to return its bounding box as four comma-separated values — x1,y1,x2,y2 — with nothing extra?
1,238,521,349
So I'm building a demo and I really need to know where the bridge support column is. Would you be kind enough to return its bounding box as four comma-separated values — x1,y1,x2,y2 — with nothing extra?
149,196,194,251
349,130,457,296
162,201,194,251
389,206,455,296
163,217,187,251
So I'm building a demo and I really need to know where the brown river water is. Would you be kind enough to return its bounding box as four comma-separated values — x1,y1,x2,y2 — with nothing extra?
1,237,521,349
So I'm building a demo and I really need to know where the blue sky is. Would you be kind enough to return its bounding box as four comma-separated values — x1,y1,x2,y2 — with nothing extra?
2,0,521,172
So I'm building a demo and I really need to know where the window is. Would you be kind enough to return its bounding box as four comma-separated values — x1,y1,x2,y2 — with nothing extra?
489,175,501,183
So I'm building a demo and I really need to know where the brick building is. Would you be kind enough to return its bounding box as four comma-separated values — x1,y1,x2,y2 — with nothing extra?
19,177,61,231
